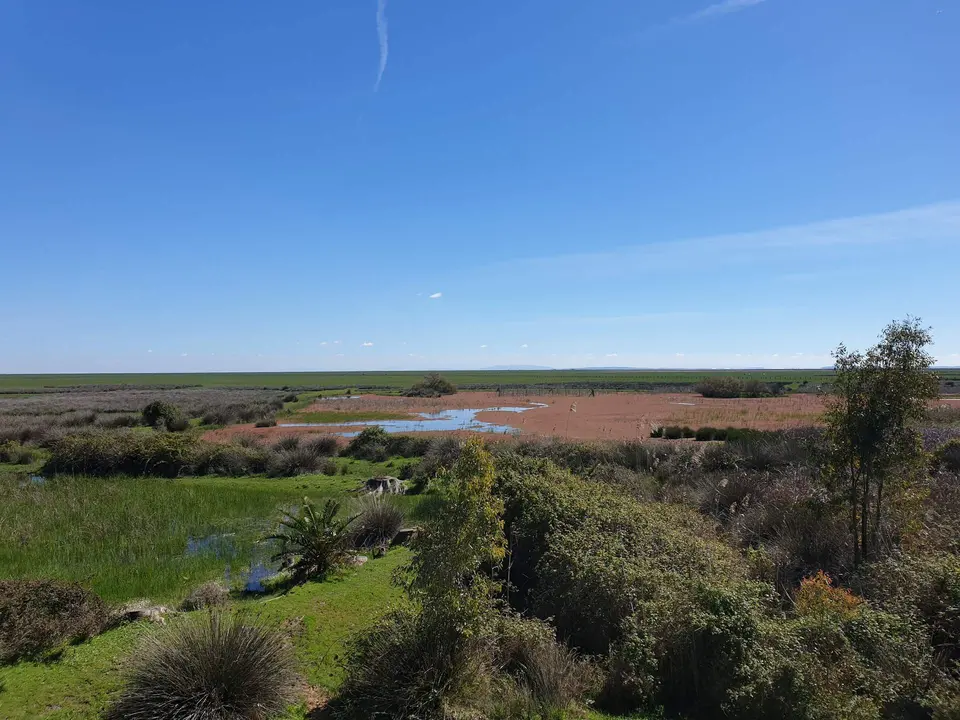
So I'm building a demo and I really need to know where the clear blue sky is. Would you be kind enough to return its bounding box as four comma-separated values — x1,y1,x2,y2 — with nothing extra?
2,0,957,372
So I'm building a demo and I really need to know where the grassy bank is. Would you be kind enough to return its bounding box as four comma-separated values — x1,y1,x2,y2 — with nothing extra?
0,550,410,719
0,461,423,603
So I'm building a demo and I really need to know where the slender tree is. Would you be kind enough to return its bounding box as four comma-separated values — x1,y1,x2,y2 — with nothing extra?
825,318,938,566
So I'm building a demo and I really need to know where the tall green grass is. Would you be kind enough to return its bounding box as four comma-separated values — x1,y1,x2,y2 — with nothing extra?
0,459,425,604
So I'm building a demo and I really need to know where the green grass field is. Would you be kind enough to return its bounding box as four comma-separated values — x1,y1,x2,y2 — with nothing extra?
0,368,843,392
0,459,422,603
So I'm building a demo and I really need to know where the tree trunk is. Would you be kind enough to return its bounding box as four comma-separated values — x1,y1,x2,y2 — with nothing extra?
851,462,861,567
861,466,871,561
874,474,884,556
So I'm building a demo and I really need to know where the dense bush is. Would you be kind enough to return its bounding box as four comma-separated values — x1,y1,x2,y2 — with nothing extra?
695,377,786,398
403,372,458,398
45,430,199,477
141,400,187,431
0,580,111,664
0,440,36,465
341,426,390,461
934,438,960,472
107,612,297,720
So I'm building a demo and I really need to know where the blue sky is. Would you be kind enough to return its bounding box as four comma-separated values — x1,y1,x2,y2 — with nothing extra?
2,0,957,372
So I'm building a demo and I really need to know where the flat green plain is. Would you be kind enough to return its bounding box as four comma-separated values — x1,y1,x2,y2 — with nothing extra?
0,369,843,391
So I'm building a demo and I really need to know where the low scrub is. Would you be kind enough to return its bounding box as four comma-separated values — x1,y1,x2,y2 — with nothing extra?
107,612,297,720
695,377,786,398
933,438,960,472
0,579,111,664
351,496,406,549
403,372,458,398
141,400,188,431
180,581,231,612
0,440,36,465
45,430,199,477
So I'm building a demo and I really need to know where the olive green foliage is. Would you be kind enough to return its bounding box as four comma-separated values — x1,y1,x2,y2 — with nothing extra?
495,454,935,718
404,372,458,398
336,439,508,719
826,318,940,566
696,377,785,398
0,580,111,664
934,438,960,472
0,440,36,465
45,430,199,477
268,498,357,584
107,612,297,720
141,400,188,431
180,581,230,612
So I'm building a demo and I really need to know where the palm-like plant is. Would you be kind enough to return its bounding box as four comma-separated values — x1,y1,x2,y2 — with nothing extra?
268,498,357,583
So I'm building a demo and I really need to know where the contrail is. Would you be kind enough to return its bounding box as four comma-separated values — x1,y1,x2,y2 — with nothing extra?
374,0,388,91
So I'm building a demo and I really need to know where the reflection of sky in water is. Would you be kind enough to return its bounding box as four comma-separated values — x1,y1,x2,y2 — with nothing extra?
186,533,278,593
278,404,548,436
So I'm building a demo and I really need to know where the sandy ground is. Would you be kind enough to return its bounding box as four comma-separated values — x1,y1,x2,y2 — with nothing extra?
202,391,828,443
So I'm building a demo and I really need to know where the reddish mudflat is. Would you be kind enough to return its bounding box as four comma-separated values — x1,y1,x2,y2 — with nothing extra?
203,391,828,443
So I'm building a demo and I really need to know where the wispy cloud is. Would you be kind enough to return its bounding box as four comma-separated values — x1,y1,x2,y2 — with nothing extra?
681,0,767,23
429,292,442,299
520,344,529,349
480,344,488,348
362,342,374,347
605,353,619,358
505,201,960,279
374,0,389,92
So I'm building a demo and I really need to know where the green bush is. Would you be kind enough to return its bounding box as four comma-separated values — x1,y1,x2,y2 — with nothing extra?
934,438,960,472
695,377,745,398
180,581,230,612
141,400,186,431
253,418,276,428
0,580,111,664
403,372,458,398
268,498,356,583
663,426,683,440
0,440,36,465
45,430,199,477
107,612,297,720
342,426,391,461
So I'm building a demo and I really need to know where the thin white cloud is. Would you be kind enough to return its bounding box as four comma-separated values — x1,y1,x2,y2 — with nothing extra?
374,0,388,92
362,342,374,347
147,349,153,353
180,353,188,357
320,341,328,346
507,201,960,279
333,340,342,345
520,344,529,348
679,0,766,23
429,292,442,299
480,344,488,348
606,353,619,358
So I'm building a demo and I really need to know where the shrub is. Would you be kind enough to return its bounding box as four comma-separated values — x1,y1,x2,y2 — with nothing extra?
695,426,717,441
97,413,141,429
496,616,591,718
351,496,406,549
268,498,357,583
266,446,325,477
650,426,664,438
303,435,339,457
271,436,300,452
141,400,186,431
180,582,230,611
254,419,276,428
695,377,744,398
195,444,269,476
662,425,683,440
934,438,960,472
107,612,297,720
45,430,199,477
681,426,696,439
0,441,36,465
0,580,111,664
334,604,493,720
319,458,338,476
795,571,862,620
342,426,390,462
403,372,458,398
